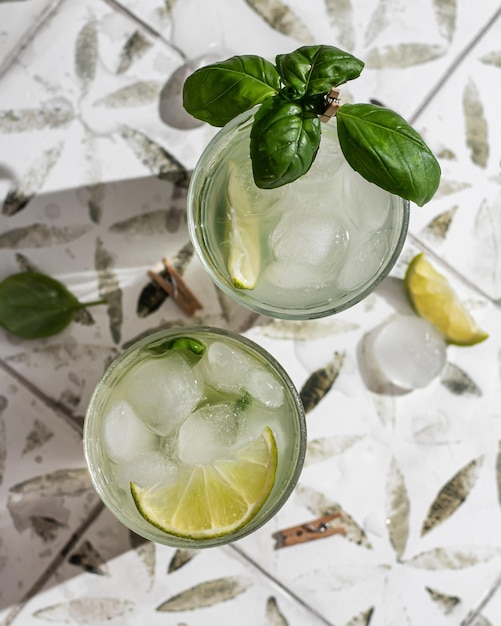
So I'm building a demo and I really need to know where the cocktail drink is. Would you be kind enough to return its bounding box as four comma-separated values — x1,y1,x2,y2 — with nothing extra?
84,326,306,547
188,110,409,319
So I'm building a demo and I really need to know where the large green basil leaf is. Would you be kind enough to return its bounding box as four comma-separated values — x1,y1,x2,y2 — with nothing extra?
0,272,100,339
276,45,364,99
250,97,321,189
183,55,280,127
336,103,441,206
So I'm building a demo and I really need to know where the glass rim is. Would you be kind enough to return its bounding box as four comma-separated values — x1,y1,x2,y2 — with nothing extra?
83,324,307,548
187,109,410,320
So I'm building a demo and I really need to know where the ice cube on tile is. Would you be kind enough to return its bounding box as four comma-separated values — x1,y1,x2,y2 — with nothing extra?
334,230,390,292
116,449,177,490
125,353,203,436
177,403,242,465
246,368,284,408
102,400,155,463
370,315,447,389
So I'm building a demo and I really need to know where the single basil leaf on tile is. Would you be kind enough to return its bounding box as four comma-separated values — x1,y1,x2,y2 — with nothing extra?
364,43,446,69
2,143,63,216
421,457,483,536
244,0,314,44
75,18,98,88
0,272,103,339
95,237,123,345
440,362,482,396
299,351,346,413
168,549,198,574
386,458,410,559
404,546,501,570
33,599,134,622
424,587,461,616
265,596,288,626
156,576,252,611
93,81,163,108
463,79,489,168
336,103,441,206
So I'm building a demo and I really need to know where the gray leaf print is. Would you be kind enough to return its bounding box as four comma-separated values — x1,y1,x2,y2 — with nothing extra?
15,252,39,271
0,98,74,133
300,352,345,413
33,598,134,623
425,586,460,615
244,0,314,43
117,30,153,74
0,223,91,248
6,342,118,371
419,206,458,243
435,179,471,198
479,50,501,68
258,318,358,340
0,396,6,485
9,467,92,498
120,125,188,184
432,0,457,42
405,546,501,570
75,18,98,89
440,362,482,396
295,484,372,548
386,458,410,559
69,539,109,575
266,596,288,626
325,0,355,52
345,607,374,626
157,576,252,611
463,79,489,168
364,0,391,47
22,419,54,454
421,457,482,536
94,81,163,108
366,43,446,69
168,548,198,573
110,208,183,235
2,143,63,215
305,435,363,466
95,237,123,344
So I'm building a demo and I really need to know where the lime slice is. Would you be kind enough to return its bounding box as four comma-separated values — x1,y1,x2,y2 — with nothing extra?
404,253,488,346
131,427,277,540
226,162,260,289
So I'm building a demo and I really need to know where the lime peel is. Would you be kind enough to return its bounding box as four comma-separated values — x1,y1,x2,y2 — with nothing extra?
404,253,488,346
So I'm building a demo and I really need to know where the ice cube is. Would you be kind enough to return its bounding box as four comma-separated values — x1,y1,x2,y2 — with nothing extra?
102,400,155,463
177,403,242,465
246,368,284,408
116,449,177,489
271,205,349,270
341,165,391,231
125,353,203,436
334,230,390,292
370,315,447,389
296,126,345,185
263,261,327,290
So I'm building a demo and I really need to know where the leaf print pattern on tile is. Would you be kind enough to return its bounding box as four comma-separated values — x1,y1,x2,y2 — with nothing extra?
425,586,461,615
156,576,252,611
116,30,153,74
325,0,355,52
432,0,457,42
33,598,134,623
0,395,6,485
365,43,446,69
421,457,482,536
479,50,501,68
68,539,109,576
419,206,458,243
75,17,98,90
440,362,482,396
0,99,74,133
404,546,501,570
299,351,345,413
305,435,364,467
95,237,123,345
168,548,198,573
0,223,92,249
386,458,410,559
244,0,314,43
345,606,374,626
266,595,288,626
463,79,489,168
93,81,163,108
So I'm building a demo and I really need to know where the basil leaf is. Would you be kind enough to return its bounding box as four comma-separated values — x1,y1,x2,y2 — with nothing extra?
276,45,364,98
144,336,206,358
183,55,280,127
336,103,441,206
0,272,99,339
250,97,321,189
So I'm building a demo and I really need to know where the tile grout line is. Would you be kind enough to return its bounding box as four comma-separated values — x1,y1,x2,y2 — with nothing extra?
0,500,105,626
460,569,501,626
409,5,501,125
227,544,337,626
0,358,84,435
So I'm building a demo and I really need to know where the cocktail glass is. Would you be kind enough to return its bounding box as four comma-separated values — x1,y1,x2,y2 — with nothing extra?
187,108,410,319
84,326,306,548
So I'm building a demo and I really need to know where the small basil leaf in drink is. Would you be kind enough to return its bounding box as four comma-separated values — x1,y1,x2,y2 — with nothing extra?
276,45,364,98
182,55,280,127
0,272,103,339
250,97,321,189
145,337,206,358
336,103,441,206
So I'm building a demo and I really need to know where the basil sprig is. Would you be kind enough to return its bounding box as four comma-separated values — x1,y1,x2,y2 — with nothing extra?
183,44,441,205
0,272,105,339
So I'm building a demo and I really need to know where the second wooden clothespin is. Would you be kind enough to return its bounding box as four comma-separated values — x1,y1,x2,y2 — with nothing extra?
147,257,203,317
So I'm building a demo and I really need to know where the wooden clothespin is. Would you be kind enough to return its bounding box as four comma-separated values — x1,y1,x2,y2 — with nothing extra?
319,88,341,123
272,512,345,549
147,257,203,317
